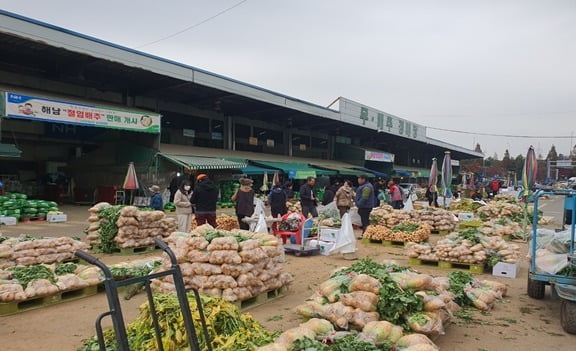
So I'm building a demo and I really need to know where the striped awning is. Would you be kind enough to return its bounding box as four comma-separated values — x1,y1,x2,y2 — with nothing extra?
158,153,247,170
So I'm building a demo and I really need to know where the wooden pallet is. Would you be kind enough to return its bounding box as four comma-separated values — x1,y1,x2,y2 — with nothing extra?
90,245,158,255
0,285,98,316
361,238,407,247
409,257,484,274
233,286,287,311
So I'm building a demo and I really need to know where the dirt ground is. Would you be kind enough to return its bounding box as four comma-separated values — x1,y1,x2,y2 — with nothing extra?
1,201,575,351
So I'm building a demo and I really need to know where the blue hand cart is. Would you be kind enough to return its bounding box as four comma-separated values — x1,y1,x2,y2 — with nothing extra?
528,189,576,334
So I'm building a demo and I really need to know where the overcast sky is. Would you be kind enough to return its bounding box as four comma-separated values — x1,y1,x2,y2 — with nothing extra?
2,0,575,159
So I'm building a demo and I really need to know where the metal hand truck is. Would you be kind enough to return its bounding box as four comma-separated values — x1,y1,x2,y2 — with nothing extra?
76,238,212,351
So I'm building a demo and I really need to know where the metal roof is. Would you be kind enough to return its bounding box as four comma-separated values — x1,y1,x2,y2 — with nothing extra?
0,9,482,159
157,154,247,170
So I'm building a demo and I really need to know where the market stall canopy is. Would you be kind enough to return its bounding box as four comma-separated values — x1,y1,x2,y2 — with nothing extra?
308,160,362,176
393,169,412,177
356,167,388,179
251,161,335,179
0,143,21,158
158,153,247,170
223,158,277,175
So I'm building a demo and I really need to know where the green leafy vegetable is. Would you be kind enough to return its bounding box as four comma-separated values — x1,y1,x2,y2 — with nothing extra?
96,205,123,253
447,271,474,306
391,222,420,233
291,337,329,351
8,265,56,288
55,263,78,275
333,259,423,326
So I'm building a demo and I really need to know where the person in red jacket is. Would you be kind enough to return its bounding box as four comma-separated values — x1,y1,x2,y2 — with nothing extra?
491,179,500,196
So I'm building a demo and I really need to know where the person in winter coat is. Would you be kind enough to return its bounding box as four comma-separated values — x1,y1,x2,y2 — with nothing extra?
190,174,219,227
149,185,163,211
425,185,439,208
283,181,294,199
335,180,355,217
173,179,193,232
268,183,288,218
388,181,403,209
231,178,255,230
355,175,375,236
321,184,336,206
299,177,318,218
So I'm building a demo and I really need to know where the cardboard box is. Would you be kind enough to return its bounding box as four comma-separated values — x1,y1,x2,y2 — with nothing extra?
458,212,474,222
318,240,336,256
47,214,68,223
319,228,339,242
492,262,520,279
0,217,17,226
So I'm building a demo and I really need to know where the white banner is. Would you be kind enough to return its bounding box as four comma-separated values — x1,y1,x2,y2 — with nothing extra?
4,92,161,133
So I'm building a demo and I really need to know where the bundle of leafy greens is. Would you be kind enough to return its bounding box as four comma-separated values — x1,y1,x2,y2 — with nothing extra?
447,271,474,306
332,259,423,326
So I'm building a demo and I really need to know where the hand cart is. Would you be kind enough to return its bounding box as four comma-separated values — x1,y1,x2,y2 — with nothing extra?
527,189,576,334
284,218,320,256
76,238,212,350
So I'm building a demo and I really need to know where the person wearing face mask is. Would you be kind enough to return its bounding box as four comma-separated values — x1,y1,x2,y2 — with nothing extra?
174,179,193,232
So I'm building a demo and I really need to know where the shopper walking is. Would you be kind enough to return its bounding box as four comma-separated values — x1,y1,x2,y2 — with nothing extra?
232,178,255,230
425,185,439,208
321,184,336,205
335,180,355,217
299,176,318,218
149,185,164,211
283,181,294,199
173,180,193,232
388,181,403,209
190,174,219,227
268,183,288,218
356,175,375,237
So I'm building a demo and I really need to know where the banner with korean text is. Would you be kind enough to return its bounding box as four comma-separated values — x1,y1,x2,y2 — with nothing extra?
4,92,160,133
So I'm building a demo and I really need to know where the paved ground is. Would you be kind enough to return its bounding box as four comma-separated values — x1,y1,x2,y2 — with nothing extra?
1,198,575,351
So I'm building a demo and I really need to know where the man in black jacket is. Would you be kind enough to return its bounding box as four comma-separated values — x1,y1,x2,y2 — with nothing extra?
190,174,219,227
299,176,318,217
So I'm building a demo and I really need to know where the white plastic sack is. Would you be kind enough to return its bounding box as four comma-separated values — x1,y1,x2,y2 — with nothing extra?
437,196,453,207
349,207,362,227
254,198,265,216
329,213,356,254
253,209,269,234
535,250,569,274
317,201,339,217
403,197,414,211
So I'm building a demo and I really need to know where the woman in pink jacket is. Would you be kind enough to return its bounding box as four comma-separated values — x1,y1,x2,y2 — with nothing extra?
388,181,404,209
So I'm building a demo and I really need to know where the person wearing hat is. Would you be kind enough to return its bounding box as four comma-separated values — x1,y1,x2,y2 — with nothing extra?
149,185,164,211
231,178,255,230
190,174,219,227
355,175,375,237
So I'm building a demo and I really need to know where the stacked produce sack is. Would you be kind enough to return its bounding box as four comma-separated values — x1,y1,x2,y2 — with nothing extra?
0,235,89,269
363,222,431,243
476,202,523,221
0,262,102,303
479,218,523,238
292,259,508,350
257,318,439,351
115,206,176,249
85,204,176,251
405,231,521,265
152,227,294,302
370,206,457,232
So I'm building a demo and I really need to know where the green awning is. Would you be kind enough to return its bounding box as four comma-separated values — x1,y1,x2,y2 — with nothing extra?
158,153,246,170
223,158,278,175
251,161,335,179
0,144,21,158
309,163,359,176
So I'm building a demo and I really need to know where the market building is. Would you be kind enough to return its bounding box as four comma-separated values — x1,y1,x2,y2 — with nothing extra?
0,10,482,204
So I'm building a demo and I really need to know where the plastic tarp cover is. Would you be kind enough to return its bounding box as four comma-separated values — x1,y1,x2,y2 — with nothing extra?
329,213,356,254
